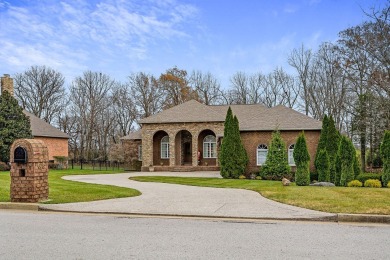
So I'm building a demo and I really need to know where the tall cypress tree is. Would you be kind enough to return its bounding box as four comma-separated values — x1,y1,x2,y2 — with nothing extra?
315,115,329,170
326,116,340,183
220,107,234,178
339,136,355,187
0,91,32,162
380,130,390,187
293,132,310,186
317,149,330,182
220,108,247,178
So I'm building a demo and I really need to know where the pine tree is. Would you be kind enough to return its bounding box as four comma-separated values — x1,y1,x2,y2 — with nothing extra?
0,91,32,162
380,130,390,187
315,115,329,170
317,149,330,182
261,130,290,180
233,115,248,178
339,136,355,187
334,150,342,186
293,132,310,186
326,116,340,183
353,154,361,179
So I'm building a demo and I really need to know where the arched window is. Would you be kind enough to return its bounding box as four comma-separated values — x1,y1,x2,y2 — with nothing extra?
257,144,268,165
161,136,169,159
288,144,295,165
203,135,216,158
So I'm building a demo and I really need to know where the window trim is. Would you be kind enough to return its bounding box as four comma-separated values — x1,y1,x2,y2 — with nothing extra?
161,136,169,159
256,144,268,166
203,135,217,159
288,144,295,166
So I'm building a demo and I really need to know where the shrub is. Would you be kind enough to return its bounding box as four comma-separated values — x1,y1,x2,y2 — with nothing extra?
293,132,310,186
364,179,382,188
315,115,328,170
0,161,10,171
387,182,390,188
347,180,363,187
239,175,246,179
261,130,290,180
356,173,382,183
255,176,262,180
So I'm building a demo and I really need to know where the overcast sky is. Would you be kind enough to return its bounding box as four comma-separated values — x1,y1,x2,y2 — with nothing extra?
0,0,387,89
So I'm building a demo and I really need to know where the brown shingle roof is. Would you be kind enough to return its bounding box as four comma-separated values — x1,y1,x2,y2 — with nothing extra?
139,100,322,131
23,111,69,139
121,129,142,140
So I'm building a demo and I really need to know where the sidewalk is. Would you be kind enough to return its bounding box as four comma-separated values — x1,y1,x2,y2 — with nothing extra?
2,172,389,223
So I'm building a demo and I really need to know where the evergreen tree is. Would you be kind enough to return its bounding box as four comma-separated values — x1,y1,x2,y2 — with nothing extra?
326,116,340,183
261,130,290,180
380,130,390,187
0,91,32,162
220,108,248,178
315,115,329,170
339,136,355,186
293,132,310,186
334,150,342,186
220,107,234,178
317,149,330,182
353,154,361,179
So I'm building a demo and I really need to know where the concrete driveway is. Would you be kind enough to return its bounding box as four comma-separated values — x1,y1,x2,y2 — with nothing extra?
41,172,336,221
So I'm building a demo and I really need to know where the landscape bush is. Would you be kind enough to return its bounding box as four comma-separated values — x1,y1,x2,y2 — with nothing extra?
364,179,382,188
347,180,363,187
293,132,310,186
239,175,246,179
317,149,330,182
380,130,390,187
356,173,382,183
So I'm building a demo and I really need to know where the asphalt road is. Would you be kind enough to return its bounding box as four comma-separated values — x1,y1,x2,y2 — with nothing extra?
1,210,389,260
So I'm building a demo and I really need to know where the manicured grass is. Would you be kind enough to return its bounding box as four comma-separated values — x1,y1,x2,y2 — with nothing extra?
0,169,141,204
130,176,390,215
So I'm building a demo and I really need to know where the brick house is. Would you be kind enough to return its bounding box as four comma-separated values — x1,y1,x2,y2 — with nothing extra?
122,100,322,173
1,74,69,162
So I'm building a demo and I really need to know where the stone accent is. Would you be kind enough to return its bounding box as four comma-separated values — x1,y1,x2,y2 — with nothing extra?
10,139,49,203
141,122,224,169
1,74,13,96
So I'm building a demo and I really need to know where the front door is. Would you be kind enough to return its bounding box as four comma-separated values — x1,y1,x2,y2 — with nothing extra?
183,142,192,165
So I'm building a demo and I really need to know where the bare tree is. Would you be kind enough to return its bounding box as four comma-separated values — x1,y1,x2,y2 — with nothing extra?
129,72,163,119
14,65,66,124
229,71,249,104
112,83,137,136
288,45,313,115
190,70,223,105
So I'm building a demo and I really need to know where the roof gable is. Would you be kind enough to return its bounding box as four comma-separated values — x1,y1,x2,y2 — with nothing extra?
24,111,69,139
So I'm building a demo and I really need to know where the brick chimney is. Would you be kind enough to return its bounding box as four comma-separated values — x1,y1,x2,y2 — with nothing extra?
1,74,14,96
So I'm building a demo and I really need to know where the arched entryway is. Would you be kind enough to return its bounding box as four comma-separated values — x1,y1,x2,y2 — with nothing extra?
153,130,170,166
175,130,192,166
198,129,217,166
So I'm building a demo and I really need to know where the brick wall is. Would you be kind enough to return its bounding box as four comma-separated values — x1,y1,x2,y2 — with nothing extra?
1,74,14,96
34,137,68,161
241,130,320,174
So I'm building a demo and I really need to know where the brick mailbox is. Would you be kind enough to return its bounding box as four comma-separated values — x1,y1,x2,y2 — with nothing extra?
10,139,49,202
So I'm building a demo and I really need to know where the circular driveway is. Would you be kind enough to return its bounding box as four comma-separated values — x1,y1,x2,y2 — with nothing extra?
41,172,336,220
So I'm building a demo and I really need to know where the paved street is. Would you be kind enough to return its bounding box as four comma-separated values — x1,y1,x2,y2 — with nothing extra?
1,210,389,260
41,172,335,221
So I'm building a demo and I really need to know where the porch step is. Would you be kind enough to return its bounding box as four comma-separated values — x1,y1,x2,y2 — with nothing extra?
172,167,194,172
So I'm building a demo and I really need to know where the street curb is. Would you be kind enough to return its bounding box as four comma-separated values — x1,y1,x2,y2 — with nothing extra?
337,213,390,224
0,202,39,211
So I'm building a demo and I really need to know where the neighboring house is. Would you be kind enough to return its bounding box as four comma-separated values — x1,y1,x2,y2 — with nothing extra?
122,99,322,173
1,74,69,162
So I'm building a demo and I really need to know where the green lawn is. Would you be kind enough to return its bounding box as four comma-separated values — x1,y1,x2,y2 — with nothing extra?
130,176,390,215
0,169,141,204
